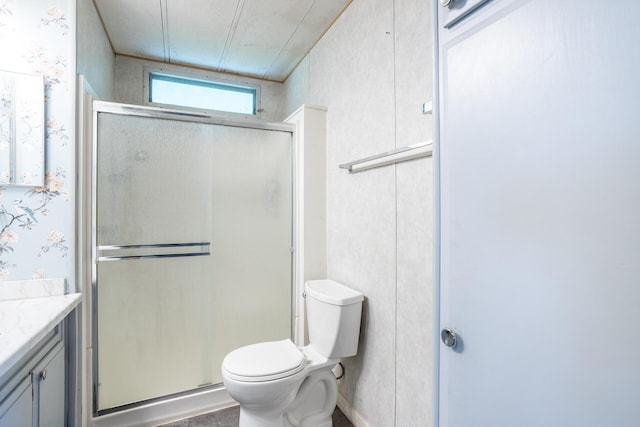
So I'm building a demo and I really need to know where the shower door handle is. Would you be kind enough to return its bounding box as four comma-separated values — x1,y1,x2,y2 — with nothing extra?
97,242,211,261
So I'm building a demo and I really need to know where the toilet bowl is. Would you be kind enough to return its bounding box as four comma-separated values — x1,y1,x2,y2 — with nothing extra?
221,279,364,427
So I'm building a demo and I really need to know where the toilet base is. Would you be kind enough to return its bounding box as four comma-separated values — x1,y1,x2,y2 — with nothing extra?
284,370,337,427
239,408,288,427
236,369,337,427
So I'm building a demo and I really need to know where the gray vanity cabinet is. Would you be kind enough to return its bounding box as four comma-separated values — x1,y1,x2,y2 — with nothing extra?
33,343,65,426
0,375,33,426
0,325,66,427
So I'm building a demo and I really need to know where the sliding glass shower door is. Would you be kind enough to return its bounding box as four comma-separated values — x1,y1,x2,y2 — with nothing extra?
94,108,293,413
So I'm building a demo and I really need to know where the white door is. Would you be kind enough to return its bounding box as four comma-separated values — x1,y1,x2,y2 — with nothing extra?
437,1,640,426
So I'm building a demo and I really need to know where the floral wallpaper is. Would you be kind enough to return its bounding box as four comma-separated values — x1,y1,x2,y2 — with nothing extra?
0,0,73,282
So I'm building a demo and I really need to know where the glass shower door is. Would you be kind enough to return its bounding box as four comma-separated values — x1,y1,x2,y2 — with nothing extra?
94,110,292,414
209,126,293,372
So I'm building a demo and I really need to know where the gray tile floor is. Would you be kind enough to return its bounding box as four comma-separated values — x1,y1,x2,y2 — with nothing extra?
157,405,353,427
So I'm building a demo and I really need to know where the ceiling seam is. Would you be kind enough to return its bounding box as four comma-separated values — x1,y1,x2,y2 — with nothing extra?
262,0,319,80
218,0,246,72
116,53,284,83
91,0,116,55
280,0,353,83
160,0,171,62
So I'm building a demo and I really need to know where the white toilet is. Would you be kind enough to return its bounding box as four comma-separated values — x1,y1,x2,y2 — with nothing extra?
221,279,364,427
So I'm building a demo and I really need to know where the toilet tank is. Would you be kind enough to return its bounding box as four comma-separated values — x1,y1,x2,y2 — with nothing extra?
305,280,364,358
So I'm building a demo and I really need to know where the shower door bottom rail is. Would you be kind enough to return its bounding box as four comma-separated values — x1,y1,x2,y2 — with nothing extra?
97,242,211,261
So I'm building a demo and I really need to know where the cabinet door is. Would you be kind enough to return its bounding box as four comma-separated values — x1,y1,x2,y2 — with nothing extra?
34,345,65,427
0,376,33,427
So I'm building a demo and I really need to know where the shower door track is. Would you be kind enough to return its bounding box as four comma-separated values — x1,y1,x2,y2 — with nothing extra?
92,101,295,132
90,101,296,419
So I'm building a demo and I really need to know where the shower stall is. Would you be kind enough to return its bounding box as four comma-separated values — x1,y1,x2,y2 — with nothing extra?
89,101,295,417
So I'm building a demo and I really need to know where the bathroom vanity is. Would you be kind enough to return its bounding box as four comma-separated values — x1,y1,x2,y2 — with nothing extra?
0,279,81,426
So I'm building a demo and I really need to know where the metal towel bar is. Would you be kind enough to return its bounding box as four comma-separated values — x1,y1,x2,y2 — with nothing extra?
339,141,432,173
97,242,211,261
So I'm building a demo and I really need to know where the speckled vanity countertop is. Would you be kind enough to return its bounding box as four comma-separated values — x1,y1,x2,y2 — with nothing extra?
0,278,81,379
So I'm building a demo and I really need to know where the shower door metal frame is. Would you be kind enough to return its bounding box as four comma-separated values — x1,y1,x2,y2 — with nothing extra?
90,101,296,418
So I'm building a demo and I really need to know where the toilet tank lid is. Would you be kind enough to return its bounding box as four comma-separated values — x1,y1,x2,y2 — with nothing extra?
305,280,364,306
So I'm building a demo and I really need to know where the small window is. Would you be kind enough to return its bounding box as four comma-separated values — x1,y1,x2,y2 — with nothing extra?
148,72,257,115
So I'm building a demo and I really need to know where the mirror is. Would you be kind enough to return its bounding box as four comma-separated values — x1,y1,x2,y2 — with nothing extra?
0,69,45,186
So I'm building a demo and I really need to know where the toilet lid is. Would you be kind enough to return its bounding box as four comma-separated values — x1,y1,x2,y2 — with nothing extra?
222,339,305,382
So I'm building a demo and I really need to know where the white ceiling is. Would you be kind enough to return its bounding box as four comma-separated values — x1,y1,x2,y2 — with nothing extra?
94,0,351,82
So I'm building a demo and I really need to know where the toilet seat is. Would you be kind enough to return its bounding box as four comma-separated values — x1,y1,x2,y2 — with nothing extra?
222,339,305,382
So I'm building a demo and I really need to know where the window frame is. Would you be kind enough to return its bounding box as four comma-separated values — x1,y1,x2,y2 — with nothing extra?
143,67,261,119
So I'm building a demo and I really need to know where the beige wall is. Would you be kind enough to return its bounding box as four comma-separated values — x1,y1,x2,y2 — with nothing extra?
283,0,434,425
77,0,115,100
113,56,286,123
